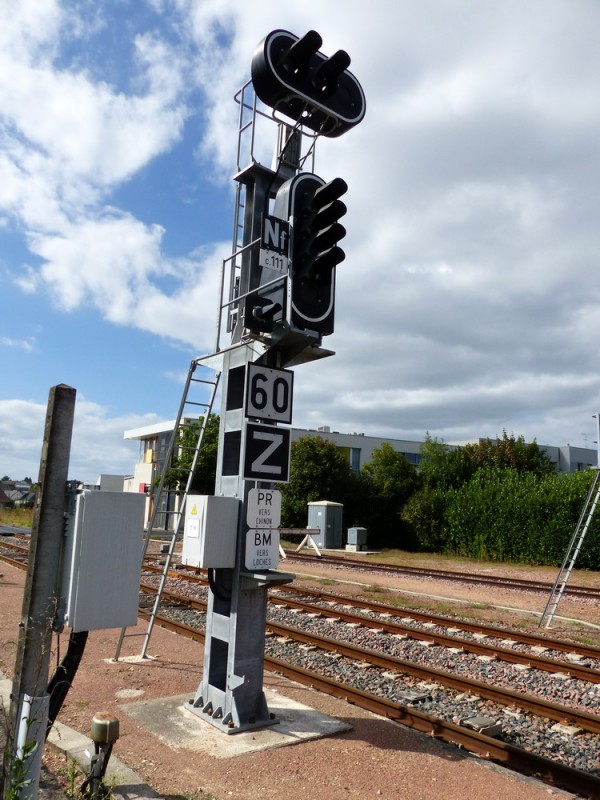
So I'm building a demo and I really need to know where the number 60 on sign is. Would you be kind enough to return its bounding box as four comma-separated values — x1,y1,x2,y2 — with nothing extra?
245,363,293,424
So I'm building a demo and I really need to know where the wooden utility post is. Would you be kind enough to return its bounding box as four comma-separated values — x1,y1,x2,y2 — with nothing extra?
2,384,75,800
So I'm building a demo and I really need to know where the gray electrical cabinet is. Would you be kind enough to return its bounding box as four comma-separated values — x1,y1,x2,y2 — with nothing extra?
307,500,343,549
181,495,239,568
347,526,368,551
60,490,145,632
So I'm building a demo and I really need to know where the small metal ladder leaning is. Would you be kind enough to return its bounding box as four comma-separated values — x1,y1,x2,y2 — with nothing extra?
539,467,600,628
114,358,220,660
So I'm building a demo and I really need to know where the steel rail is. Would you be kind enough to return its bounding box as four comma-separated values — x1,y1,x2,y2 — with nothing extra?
8,548,596,677
140,564,600,661
0,551,28,568
0,540,30,554
149,611,600,799
2,552,595,797
264,619,600,735
268,595,600,683
143,583,600,734
276,583,600,660
286,551,600,600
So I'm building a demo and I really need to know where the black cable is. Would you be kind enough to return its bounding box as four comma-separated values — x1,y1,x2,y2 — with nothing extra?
46,629,88,738
208,568,233,603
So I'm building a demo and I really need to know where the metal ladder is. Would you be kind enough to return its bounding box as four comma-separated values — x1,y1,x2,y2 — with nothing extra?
539,468,600,628
114,359,221,660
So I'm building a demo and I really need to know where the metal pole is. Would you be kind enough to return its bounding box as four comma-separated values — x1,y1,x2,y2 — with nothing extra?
2,384,76,800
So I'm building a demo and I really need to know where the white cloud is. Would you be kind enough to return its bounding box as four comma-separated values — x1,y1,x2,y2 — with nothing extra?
0,395,161,483
4,0,600,471
0,0,63,63
0,1,189,238
1,336,35,351
24,212,226,349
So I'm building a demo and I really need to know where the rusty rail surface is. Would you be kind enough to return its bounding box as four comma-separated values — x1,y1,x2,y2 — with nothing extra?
141,583,600,734
286,550,600,600
149,610,600,799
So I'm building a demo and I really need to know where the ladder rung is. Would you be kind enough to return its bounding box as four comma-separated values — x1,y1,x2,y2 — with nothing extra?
114,363,221,662
147,531,177,537
190,378,219,386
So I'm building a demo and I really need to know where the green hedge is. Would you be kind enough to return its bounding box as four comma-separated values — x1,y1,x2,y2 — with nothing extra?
441,467,600,567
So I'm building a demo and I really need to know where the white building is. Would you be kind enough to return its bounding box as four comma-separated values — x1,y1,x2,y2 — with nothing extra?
122,420,597,495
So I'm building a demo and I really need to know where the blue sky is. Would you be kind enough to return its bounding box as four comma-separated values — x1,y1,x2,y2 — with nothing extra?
2,0,600,482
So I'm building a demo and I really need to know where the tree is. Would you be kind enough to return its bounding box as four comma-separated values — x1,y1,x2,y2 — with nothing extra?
158,414,220,495
465,431,554,477
401,485,448,551
404,431,555,554
418,430,554,490
278,436,359,528
418,434,474,490
360,443,420,546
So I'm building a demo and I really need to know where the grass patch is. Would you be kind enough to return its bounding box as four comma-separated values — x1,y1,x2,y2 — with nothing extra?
0,507,34,528
364,584,389,595
292,574,336,586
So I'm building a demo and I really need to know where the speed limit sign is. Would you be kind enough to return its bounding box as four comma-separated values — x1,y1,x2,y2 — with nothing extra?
245,363,293,424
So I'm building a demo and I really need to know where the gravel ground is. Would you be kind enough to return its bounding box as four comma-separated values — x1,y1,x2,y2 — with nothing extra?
160,598,600,778
1,557,596,799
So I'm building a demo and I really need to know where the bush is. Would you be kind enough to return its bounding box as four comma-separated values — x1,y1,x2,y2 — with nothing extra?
442,467,600,567
278,436,360,528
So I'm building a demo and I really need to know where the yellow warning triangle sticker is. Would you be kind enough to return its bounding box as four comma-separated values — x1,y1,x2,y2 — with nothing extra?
191,504,197,515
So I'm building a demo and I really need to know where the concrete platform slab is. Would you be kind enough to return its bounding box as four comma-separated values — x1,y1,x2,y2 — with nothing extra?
120,689,351,758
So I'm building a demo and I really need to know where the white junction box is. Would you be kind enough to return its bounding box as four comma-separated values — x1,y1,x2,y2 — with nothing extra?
61,490,145,632
182,495,239,569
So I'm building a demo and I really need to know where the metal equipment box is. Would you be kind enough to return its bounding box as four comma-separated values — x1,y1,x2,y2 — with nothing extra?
181,495,239,568
347,527,368,546
346,526,368,551
61,490,145,631
307,500,343,549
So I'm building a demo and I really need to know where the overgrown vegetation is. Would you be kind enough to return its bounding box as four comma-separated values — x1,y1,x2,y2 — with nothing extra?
154,414,219,495
278,430,600,568
0,507,34,528
2,739,38,800
401,433,600,567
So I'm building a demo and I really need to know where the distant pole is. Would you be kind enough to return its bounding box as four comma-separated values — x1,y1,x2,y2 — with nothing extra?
2,384,76,800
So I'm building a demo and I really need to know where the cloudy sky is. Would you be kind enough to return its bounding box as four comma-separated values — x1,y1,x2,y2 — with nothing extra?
2,0,600,482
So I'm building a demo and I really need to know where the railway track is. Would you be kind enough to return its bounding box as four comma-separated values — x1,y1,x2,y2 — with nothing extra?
8,530,600,600
5,541,597,666
147,604,600,798
141,581,600,724
268,594,600,682
138,571,600,792
3,551,599,795
142,561,600,662
0,538,30,566
285,550,600,601
275,583,600,660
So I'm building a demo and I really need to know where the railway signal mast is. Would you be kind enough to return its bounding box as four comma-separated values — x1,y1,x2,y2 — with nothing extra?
185,29,365,733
